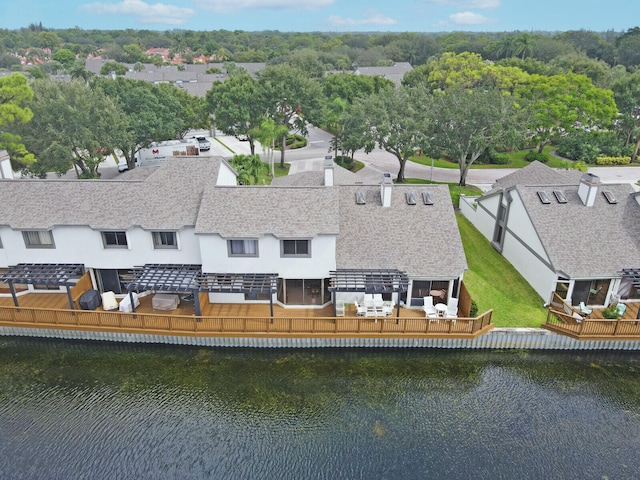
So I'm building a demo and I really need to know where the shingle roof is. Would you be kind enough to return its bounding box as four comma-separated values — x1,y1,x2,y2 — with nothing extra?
196,186,339,237
516,183,640,277
0,157,223,231
487,161,582,196
336,184,467,277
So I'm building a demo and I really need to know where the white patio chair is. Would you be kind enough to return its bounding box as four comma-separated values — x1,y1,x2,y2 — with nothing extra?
354,301,367,316
423,296,438,319
445,297,458,318
579,301,592,316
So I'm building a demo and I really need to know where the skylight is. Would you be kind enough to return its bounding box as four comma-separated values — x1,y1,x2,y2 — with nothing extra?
553,190,568,204
602,190,618,204
355,191,366,205
537,191,551,204
405,191,417,205
422,192,433,205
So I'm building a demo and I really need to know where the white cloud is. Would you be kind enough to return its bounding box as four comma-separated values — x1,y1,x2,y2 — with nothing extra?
449,11,496,25
79,0,194,24
423,0,500,9
328,11,397,27
195,0,335,14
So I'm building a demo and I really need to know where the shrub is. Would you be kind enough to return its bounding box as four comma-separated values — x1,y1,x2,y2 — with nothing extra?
476,147,510,165
595,156,631,165
335,155,354,170
469,300,478,318
555,131,631,162
602,306,620,319
524,150,550,163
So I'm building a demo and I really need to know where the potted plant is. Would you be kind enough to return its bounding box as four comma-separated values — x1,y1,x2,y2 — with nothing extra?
602,305,620,319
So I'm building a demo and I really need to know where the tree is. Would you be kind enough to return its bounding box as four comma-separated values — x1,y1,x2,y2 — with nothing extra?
37,31,61,52
206,74,263,155
0,73,34,165
611,72,640,162
100,60,128,76
514,33,536,60
424,87,524,186
229,154,264,185
15,79,127,178
258,64,324,168
325,96,348,159
52,48,76,69
515,72,618,153
93,77,186,171
346,85,432,182
251,118,289,178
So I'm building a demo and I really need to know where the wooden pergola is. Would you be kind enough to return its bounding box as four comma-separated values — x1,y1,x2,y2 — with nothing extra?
328,269,410,317
199,273,279,317
0,263,84,309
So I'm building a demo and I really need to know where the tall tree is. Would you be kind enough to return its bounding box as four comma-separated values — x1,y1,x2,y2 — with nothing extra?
0,73,34,165
424,87,524,186
258,64,324,168
15,79,127,178
206,74,263,155
515,72,618,153
348,85,432,182
611,72,640,162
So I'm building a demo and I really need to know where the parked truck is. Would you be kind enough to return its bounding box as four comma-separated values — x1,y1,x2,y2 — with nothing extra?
118,139,200,172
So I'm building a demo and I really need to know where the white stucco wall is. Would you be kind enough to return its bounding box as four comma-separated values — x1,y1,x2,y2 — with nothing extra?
199,234,336,278
462,194,501,242
0,225,202,269
216,162,239,186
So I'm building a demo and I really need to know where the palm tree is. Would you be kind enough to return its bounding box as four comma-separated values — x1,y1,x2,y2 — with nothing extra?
514,33,536,60
251,118,289,178
496,35,518,59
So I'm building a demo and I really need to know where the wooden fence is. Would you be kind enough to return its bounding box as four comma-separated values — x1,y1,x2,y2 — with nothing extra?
0,305,493,338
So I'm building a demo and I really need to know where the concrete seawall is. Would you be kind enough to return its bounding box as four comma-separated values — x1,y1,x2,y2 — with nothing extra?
2,326,640,350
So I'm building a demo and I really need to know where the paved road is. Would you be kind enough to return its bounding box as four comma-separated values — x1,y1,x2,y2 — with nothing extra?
58,126,640,190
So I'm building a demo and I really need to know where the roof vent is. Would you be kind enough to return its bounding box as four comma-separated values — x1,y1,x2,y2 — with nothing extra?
405,191,417,205
422,192,433,205
537,191,551,204
553,190,567,204
602,190,618,204
355,191,366,205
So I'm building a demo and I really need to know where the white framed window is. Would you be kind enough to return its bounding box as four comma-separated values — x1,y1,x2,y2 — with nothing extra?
23,230,55,249
102,231,128,248
228,239,258,257
152,231,177,249
281,239,310,257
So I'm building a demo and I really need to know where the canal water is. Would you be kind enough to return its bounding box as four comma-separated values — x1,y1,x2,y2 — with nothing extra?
1,338,639,480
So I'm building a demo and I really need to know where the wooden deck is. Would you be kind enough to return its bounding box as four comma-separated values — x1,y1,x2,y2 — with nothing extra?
0,292,493,339
544,295,640,340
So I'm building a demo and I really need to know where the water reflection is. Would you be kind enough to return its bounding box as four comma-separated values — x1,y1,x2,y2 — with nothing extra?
1,339,639,479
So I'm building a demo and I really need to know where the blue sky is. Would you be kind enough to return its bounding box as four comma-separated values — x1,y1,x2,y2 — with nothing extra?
1,0,637,32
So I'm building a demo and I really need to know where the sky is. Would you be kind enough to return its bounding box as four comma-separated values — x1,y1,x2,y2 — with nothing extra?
0,0,637,33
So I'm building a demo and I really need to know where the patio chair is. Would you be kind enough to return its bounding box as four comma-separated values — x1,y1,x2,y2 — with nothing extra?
579,301,592,316
616,303,627,317
354,301,367,317
445,297,459,318
423,296,438,318
589,286,602,298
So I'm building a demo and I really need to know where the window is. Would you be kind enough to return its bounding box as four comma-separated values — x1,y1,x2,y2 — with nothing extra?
23,230,54,248
152,231,177,249
102,231,128,248
281,239,310,257
228,239,258,257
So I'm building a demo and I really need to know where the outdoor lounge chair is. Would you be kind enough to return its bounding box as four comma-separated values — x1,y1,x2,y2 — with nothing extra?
616,303,627,317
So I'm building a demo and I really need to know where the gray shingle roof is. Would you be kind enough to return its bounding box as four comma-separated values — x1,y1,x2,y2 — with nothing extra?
487,161,583,196
516,183,640,277
336,184,467,277
196,186,340,237
0,157,223,231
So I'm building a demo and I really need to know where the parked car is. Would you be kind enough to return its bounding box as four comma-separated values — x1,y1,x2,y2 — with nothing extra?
192,136,211,151
236,133,248,141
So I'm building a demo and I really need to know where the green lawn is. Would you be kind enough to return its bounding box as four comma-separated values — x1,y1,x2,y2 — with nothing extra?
402,178,482,207
409,146,568,170
456,213,548,327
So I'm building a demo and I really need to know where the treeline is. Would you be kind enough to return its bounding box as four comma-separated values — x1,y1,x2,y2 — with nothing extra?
2,24,640,71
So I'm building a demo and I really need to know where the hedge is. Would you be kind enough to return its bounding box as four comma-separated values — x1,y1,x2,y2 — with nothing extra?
595,156,631,165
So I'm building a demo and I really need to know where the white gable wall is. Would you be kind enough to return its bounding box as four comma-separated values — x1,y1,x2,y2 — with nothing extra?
500,191,556,301
216,162,239,186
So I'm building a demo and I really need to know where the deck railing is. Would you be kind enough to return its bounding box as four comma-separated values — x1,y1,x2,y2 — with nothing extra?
0,305,493,338
544,294,640,339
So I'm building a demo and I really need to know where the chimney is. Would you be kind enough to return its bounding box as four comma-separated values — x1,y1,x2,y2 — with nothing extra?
323,155,334,187
381,173,392,207
0,150,13,180
577,173,600,207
